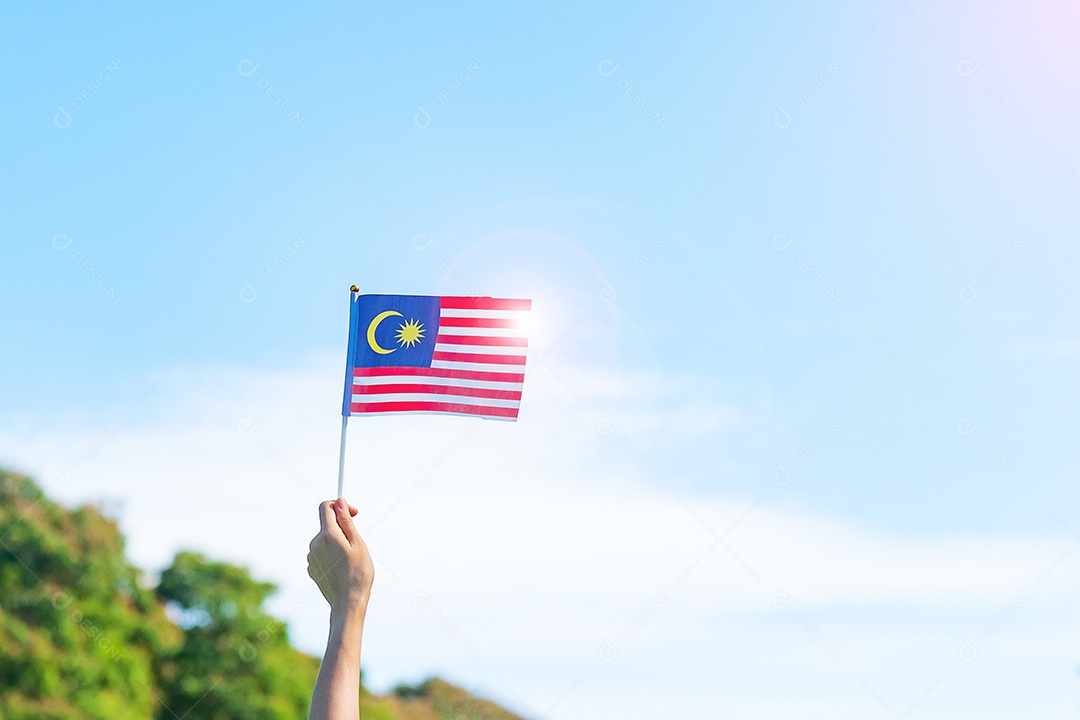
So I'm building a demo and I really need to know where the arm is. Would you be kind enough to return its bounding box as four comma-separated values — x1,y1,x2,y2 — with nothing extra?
307,498,375,720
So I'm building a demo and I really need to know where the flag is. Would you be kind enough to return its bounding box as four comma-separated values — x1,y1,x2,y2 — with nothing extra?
342,293,531,420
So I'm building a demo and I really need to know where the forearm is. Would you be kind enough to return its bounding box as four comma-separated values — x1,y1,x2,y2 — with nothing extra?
309,607,366,720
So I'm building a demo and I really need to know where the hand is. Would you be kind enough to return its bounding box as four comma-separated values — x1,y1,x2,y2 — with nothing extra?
307,498,375,618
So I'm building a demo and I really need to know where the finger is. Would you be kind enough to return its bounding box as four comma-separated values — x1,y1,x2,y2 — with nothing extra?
334,497,361,544
320,501,346,541
319,501,333,533
348,503,358,517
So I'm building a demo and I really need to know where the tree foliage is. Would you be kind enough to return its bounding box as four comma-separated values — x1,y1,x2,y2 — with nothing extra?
154,551,319,719
0,469,179,719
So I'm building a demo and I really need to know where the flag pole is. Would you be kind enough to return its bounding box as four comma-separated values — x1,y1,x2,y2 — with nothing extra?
336,415,348,499
337,284,360,499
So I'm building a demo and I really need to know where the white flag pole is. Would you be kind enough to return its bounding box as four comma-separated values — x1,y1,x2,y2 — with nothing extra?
337,284,360,499
336,415,348,499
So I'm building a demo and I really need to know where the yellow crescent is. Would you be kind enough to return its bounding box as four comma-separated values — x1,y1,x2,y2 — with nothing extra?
366,310,402,354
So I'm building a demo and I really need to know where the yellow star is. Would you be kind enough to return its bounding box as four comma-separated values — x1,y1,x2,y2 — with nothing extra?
395,318,425,348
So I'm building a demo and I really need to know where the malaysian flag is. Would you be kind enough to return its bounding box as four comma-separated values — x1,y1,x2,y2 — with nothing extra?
342,293,531,420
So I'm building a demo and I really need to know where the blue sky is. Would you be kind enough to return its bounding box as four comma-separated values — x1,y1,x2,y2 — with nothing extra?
3,2,1079,718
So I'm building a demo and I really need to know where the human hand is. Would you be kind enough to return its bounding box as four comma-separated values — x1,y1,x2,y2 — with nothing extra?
307,498,375,619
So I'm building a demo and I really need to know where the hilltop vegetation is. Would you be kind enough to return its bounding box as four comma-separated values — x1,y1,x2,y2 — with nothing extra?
0,468,523,720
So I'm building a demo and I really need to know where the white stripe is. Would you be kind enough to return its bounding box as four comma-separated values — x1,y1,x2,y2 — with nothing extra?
431,359,526,372
433,325,528,338
351,392,521,409
434,343,528,356
439,308,530,320
354,376,523,391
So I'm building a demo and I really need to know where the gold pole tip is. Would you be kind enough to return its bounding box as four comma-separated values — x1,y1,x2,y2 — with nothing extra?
350,285,359,292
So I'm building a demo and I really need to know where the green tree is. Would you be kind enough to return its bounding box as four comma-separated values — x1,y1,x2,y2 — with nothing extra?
154,551,320,720
0,469,180,720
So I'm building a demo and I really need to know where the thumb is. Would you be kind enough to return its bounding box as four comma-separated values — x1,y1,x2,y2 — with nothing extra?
334,497,360,544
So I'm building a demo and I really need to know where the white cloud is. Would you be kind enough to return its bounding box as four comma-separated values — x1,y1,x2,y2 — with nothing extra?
1,355,1077,720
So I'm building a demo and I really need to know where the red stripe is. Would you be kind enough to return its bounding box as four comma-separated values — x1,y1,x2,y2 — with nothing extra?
439,296,532,311
438,316,525,329
352,383,522,400
350,401,519,418
433,350,527,366
435,334,528,347
354,366,525,383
